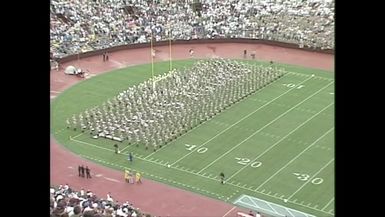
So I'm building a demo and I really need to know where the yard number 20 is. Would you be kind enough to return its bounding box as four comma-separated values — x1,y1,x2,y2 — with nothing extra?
235,157,262,168
283,83,305,89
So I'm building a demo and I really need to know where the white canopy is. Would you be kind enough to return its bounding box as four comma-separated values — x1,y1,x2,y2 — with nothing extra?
65,65,77,74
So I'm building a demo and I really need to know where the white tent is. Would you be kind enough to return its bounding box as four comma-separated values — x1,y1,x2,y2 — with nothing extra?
64,65,77,75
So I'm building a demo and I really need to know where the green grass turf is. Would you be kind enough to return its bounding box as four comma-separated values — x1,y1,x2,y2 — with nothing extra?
51,59,334,216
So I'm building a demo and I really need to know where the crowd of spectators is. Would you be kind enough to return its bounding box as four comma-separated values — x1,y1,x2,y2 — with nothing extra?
50,0,334,59
50,184,151,217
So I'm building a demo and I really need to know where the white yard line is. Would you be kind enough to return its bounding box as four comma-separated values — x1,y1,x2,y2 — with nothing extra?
72,132,84,139
252,126,334,190
145,73,310,160
248,197,262,209
53,127,66,134
233,195,244,204
169,76,315,166
287,158,334,200
197,82,334,173
120,143,132,153
285,71,333,81
144,76,296,160
70,136,112,152
265,202,281,216
286,209,297,217
71,137,330,215
321,197,334,211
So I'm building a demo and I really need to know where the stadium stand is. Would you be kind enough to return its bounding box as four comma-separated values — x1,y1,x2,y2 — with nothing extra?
51,1,334,216
50,0,334,59
50,184,148,217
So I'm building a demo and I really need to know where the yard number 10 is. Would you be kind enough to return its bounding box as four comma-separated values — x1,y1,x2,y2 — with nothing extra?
185,144,208,153
283,83,305,89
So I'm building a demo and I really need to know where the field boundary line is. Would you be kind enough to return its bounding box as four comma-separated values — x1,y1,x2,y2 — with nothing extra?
69,136,332,215
53,127,66,135
169,75,315,166
197,82,334,173
72,132,84,139
145,72,310,160
285,70,333,81
321,197,334,211
120,143,132,153
79,153,228,200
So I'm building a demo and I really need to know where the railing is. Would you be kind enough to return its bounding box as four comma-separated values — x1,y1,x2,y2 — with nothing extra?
56,38,333,64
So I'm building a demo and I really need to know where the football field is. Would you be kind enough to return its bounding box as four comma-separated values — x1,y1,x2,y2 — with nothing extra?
52,60,334,216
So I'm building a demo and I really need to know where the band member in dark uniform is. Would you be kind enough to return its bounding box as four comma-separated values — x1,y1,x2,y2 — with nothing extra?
85,166,91,179
219,172,225,184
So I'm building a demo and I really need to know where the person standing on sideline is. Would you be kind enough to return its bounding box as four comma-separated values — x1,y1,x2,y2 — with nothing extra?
106,52,109,61
124,170,130,183
248,210,255,216
114,144,119,154
85,166,91,179
189,48,194,58
103,52,106,62
78,165,82,177
243,49,247,59
251,50,256,59
135,172,142,184
80,165,85,178
219,172,225,184
128,152,133,162
129,171,135,184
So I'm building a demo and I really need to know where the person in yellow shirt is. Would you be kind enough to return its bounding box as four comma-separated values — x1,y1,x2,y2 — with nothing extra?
135,172,142,184
129,171,135,184
124,170,130,183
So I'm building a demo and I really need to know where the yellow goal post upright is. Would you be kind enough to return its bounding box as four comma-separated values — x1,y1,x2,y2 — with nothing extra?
168,22,173,71
150,0,174,92
150,22,155,91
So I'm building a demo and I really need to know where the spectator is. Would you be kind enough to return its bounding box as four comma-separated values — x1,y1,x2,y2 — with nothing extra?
50,0,334,58
50,186,148,217
69,206,81,217
78,165,81,177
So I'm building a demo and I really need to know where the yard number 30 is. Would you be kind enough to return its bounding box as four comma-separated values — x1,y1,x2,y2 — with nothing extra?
293,173,323,185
